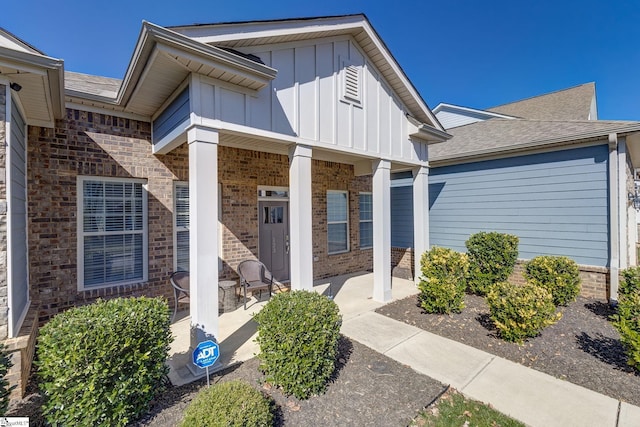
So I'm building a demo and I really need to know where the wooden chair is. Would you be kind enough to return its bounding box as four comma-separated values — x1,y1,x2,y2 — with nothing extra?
169,271,190,321
237,260,273,310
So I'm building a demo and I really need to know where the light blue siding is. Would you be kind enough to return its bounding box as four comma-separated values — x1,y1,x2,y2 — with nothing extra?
429,145,610,267
391,173,413,248
10,99,28,332
152,87,189,143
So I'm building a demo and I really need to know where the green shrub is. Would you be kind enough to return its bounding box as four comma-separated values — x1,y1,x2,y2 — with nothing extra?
0,343,14,415
466,232,519,295
418,246,469,314
486,282,561,344
180,380,273,427
253,290,341,399
524,255,581,306
37,297,173,426
612,267,640,370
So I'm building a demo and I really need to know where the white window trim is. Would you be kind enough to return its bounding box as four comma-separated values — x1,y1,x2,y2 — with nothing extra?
359,192,373,250
173,181,189,272
327,190,350,255
77,176,149,291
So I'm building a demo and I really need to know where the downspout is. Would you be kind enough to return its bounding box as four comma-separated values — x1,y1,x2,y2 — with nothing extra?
609,133,620,304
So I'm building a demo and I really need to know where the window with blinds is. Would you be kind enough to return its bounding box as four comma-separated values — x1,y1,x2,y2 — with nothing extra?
359,193,373,249
327,190,349,254
174,183,189,271
78,177,148,289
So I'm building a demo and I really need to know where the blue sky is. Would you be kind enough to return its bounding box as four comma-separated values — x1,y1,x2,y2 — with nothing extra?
3,0,639,120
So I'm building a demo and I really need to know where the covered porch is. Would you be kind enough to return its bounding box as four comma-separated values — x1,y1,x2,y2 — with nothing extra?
167,272,419,386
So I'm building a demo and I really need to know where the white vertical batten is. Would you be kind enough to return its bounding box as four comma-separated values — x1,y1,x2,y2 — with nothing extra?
413,165,430,285
188,125,220,344
609,133,619,303
289,144,313,289
372,159,392,302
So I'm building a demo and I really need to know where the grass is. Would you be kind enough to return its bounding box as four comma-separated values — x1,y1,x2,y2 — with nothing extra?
411,389,525,427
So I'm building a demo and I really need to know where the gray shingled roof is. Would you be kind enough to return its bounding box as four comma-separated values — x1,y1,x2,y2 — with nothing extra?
487,83,595,121
430,118,640,163
65,71,122,98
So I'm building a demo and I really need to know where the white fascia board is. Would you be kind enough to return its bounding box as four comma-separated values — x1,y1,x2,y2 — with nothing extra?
433,102,517,120
171,15,367,43
406,113,451,143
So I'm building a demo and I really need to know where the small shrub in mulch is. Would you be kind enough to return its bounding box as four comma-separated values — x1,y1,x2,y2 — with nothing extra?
524,255,581,306
0,343,14,416
36,297,173,426
179,380,274,427
612,267,640,370
418,246,469,314
486,281,561,344
253,290,342,399
465,232,519,295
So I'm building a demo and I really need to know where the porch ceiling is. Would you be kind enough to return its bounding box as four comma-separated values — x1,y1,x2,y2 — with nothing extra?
627,132,640,167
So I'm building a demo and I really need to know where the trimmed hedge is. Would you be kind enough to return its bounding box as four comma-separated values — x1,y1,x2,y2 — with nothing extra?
524,255,581,306
253,290,341,399
418,246,469,314
37,297,173,426
486,282,561,344
466,232,519,295
612,267,640,370
180,380,274,427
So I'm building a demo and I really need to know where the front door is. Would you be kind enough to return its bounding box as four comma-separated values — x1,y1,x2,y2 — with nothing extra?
259,201,290,282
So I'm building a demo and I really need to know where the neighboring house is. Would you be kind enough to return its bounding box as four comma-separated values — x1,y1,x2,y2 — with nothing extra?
0,15,450,397
424,84,640,304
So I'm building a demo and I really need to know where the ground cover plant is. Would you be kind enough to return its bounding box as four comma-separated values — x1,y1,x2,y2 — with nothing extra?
0,343,13,415
36,297,172,426
418,246,468,314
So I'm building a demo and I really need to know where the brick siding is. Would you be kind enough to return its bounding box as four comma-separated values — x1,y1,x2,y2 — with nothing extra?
28,109,189,324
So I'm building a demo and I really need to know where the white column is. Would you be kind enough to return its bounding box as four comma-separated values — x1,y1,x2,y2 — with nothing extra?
618,138,628,270
609,133,619,303
289,144,313,290
188,125,220,344
413,165,429,285
373,159,392,302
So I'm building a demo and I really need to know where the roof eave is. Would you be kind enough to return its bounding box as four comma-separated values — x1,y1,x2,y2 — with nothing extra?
0,45,65,121
116,21,278,110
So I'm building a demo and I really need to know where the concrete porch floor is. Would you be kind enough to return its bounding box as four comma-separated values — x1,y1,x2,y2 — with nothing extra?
167,272,418,386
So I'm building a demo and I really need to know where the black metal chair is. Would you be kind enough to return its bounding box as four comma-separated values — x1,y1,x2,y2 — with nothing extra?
169,271,190,321
237,260,273,310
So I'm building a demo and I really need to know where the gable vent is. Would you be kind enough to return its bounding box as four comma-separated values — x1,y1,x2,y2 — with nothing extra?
342,62,361,103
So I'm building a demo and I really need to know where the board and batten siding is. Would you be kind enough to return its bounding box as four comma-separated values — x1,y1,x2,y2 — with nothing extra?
429,144,610,267
195,36,427,164
9,98,29,334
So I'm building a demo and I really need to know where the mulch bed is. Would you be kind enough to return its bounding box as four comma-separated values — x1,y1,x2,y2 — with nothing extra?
376,294,640,407
8,338,447,426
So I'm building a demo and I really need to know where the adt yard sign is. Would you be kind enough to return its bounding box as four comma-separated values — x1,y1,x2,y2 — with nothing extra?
193,340,219,369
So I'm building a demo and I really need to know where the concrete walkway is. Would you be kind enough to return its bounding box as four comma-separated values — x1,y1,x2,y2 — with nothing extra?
168,272,640,427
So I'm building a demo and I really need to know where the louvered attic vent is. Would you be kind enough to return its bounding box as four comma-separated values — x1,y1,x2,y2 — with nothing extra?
343,62,361,103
